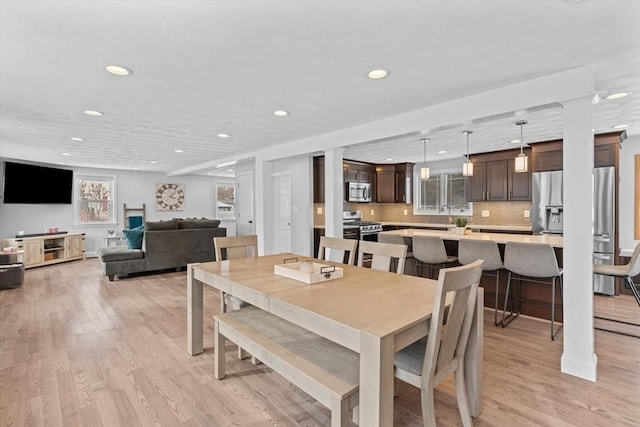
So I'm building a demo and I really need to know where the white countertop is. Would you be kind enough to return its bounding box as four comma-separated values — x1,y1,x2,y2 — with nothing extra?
380,228,563,248
381,222,532,232
315,223,532,233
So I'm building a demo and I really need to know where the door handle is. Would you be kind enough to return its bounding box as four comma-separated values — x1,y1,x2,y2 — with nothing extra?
593,254,611,261
248,220,253,224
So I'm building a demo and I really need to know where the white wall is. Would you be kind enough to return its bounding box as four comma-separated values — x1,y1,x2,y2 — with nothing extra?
0,160,232,256
265,154,313,257
619,134,640,252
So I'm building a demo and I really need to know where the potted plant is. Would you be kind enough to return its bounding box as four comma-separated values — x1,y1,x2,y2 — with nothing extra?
454,217,468,234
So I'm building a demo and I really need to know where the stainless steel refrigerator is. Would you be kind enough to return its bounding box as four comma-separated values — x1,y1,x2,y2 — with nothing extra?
593,166,616,295
531,170,564,235
532,167,616,295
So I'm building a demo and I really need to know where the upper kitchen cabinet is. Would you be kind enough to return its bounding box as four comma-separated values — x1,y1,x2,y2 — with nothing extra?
395,163,414,203
344,160,375,183
531,131,626,172
375,163,414,203
468,148,532,202
313,156,325,203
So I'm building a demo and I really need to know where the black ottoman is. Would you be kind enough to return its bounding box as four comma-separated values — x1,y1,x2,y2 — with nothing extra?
0,262,24,289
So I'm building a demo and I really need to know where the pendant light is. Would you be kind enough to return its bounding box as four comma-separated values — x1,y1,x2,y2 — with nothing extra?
514,120,528,173
420,138,430,180
462,130,473,176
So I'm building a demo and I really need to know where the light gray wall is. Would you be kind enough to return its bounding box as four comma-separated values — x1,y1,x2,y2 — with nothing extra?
0,160,231,256
619,134,639,252
268,154,313,257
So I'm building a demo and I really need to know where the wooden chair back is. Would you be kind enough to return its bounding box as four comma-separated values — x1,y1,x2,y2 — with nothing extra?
214,235,258,260
318,236,358,265
357,240,407,274
394,259,483,427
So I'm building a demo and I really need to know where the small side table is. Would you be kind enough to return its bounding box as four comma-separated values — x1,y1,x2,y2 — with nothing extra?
104,235,126,247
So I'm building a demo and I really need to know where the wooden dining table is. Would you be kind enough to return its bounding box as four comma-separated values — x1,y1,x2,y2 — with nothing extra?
186,254,484,426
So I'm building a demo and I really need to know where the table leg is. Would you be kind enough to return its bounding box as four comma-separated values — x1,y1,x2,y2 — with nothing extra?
187,264,204,355
359,331,395,426
466,287,484,417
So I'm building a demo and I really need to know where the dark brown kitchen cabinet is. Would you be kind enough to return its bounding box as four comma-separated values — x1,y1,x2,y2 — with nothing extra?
468,148,531,202
313,156,325,203
344,161,375,183
395,163,414,203
508,158,532,200
530,131,626,172
375,165,395,202
375,163,414,203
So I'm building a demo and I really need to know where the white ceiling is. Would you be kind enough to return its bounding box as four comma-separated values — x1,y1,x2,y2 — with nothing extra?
1,1,639,176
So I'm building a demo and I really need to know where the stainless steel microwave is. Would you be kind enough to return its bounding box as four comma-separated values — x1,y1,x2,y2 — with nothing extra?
347,182,371,202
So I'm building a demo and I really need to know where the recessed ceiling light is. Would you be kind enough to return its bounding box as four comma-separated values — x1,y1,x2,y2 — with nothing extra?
70,137,84,141
438,150,447,154
368,69,388,79
105,65,132,76
174,149,184,153
612,124,630,129
606,92,630,100
273,110,288,117
84,110,103,116
510,139,521,144
217,133,230,138
150,160,158,164
385,158,393,161
61,152,71,156
226,169,234,172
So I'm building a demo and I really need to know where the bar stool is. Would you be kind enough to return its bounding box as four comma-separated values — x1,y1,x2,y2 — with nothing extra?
593,242,640,307
458,239,506,326
412,235,458,279
502,242,563,340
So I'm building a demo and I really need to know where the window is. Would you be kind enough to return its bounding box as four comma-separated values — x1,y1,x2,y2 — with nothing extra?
414,170,472,216
75,175,116,225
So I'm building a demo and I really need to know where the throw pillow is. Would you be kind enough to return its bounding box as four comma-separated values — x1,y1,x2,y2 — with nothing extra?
122,228,144,249
178,218,221,229
145,218,179,231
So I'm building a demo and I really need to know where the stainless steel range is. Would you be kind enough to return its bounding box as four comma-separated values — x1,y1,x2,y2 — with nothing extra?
342,211,383,241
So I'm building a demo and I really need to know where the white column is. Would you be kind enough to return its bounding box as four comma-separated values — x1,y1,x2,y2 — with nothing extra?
254,155,273,255
324,148,344,238
561,95,597,381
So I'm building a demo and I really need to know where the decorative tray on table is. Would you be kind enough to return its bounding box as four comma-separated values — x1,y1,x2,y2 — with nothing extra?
274,258,343,284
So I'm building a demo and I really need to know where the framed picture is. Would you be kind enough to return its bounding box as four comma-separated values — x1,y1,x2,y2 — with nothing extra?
156,183,185,211
215,181,235,219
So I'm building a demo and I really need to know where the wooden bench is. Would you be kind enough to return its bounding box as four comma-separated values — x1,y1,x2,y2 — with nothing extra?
214,306,360,427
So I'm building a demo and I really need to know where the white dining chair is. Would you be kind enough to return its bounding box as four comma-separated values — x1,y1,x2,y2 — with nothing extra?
317,236,358,265
394,259,483,427
357,240,407,274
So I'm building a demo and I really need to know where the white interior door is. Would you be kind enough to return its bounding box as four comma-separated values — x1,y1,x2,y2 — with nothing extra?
236,172,254,236
272,172,291,254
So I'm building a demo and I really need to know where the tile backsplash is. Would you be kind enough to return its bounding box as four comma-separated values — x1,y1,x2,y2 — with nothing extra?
314,201,532,228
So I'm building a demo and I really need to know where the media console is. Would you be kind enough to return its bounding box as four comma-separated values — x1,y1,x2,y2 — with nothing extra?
11,233,85,269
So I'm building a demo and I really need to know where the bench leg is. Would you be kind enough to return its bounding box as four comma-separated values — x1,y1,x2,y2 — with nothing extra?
214,319,226,380
330,395,350,427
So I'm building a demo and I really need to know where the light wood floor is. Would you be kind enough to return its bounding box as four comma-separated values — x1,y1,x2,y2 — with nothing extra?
1,259,639,426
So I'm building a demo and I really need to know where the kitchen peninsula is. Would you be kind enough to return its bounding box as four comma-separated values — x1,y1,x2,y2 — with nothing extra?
379,228,563,322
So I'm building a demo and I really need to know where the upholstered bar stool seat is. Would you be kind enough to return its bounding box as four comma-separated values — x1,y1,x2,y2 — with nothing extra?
458,239,505,326
593,242,640,307
412,235,458,279
503,242,563,340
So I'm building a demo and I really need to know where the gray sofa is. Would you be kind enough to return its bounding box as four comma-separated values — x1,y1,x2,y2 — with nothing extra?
97,219,226,281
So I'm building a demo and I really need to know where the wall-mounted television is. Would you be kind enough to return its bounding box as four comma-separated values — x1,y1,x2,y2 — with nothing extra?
2,161,73,204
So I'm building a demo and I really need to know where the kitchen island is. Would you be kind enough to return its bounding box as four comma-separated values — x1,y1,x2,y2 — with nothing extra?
379,228,563,322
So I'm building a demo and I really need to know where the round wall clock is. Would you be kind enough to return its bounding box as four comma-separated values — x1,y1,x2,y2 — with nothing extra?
155,183,185,211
